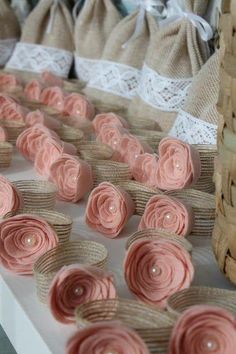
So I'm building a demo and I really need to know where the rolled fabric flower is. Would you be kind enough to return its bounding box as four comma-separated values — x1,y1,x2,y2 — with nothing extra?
35,138,77,177
41,71,63,87
132,153,159,187
24,79,45,102
67,322,150,354
64,93,95,121
169,305,236,354
139,195,194,237
156,138,201,190
48,264,117,324
0,102,28,123
0,175,23,217
40,86,65,112
0,94,17,108
93,112,129,135
25,110,62,130
86,182,135,238
0,74,20,91
124,238,194,308
0,126,8,142
120,133,153,167
16,124,60,161
49,154,93,202
0,214,58,275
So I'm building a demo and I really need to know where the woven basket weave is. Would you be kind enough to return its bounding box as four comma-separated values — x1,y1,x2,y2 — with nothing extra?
90,160,132,186
0,142,13,168
34,240,108,303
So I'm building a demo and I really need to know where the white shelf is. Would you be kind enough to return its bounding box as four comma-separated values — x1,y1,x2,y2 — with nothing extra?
0,152,235,354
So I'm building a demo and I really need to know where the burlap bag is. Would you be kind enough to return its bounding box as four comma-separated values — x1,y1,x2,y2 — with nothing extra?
74,0,122,83
6,0,74,78
84,5,163,115
169,50,221,145
128,0,211,132
0,0,20,67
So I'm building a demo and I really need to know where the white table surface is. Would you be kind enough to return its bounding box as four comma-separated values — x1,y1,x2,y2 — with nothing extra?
0,152,235,354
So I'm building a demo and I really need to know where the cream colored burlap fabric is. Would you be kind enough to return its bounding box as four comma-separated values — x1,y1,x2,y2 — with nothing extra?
6,0,74,78
169,51,221,145
128,0,211,132
74,0,122,83
0,0,20,67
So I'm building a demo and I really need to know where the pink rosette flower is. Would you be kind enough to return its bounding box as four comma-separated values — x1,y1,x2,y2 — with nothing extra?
67,322,150,354
48,264,117,324
0,175,23,217
41,71,63,87
93,112,129,135
35,138,76,177
24,79,44,102
139,195,194,237
40,86,65,112
0,74,20,91
0,214,58,275
16,123,60,161
0,102,28,123
64,93,95,121
169,305,236,354
49,154,93,202
120,133,153,167
124,238,194,308
132,153,159,187
0,126,8,142
156,138,201,190
25,110,62,130
86,182,135,238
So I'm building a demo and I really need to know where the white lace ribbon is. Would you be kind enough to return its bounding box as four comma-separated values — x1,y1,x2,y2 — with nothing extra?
138,63,192,112
87,60,141,99
6,42,73,78
169,109,217,145
74,55,98,82
0,38,18,66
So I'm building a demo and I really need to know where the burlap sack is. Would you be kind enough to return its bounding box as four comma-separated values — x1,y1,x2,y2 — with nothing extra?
74,0,122,83
0,0,20,67
128,0,211,132
6,0,74,78
83,8,159,115
169,51,220,145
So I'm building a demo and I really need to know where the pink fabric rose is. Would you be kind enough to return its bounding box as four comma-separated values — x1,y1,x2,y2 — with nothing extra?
67,322,150,354
0,214,58,275
48,264,117,324
124,238,194,308
93,112,129,135
156,138,201,190
35,138,76,177
25,110,62,130
169,305,236,354
0,74,20,91
86,182,135,238
120,133,153,167
0,94,17,109
16,123,60,161
40,86,65,112
49,154,93,202
24,79,45,102
139,195,194,237
132,153,159,187
0,126,8,142
41,71,63,87
64,93,95,121
0,102,28,123
0,175,23,217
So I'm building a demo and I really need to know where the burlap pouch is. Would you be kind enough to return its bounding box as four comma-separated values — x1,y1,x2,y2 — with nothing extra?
169,51,221,145
6,0,74,78
0,0,20,67
84,3,164,115
128,0,211,132
74,0,122,83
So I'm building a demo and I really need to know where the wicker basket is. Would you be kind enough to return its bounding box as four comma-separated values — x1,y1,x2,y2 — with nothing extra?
77,142,113,161
167,286,236,316
0,142,13,168
34,240,108,303
90,160,132,186
13,180,57,210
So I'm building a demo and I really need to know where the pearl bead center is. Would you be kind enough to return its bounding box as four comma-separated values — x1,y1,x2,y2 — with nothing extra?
109,204,117,213
165,212,172,220
151,266,160,275
24,235,36,247
202,338,218,351
73,286,83,296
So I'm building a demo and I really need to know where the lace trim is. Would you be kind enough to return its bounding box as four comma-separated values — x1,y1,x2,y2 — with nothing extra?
138,64,192,112
6,42,73,78
87,60,141,100
74,55,99,82
0,38,18,66
169,109,217,145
